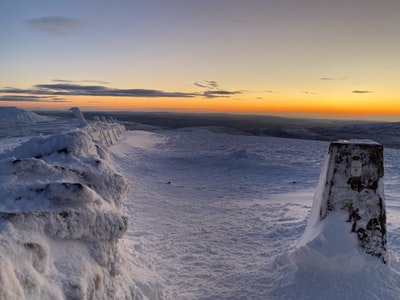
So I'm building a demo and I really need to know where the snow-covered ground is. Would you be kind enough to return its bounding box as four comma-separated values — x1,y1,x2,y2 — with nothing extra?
2,108,400,299
110,128,400,299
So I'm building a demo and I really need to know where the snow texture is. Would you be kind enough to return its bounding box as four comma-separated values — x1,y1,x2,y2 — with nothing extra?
0,116,161,300
3,110,400,299
109,129,400,299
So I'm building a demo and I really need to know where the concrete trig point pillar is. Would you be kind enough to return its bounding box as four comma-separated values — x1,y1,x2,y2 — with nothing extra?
314,139,387,263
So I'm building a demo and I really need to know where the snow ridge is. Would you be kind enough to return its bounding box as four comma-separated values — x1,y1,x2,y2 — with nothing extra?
0,120,151,299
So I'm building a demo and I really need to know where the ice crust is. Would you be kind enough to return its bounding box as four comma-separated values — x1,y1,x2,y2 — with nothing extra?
0,120,154,299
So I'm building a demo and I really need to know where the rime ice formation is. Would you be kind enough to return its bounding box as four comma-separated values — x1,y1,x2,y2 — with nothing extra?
295,139,387,271
0,106,49,124
0,120,147,299
69,107,88,127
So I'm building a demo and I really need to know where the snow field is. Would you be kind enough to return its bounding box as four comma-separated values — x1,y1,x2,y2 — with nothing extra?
111,129,400,299
3,108,400,299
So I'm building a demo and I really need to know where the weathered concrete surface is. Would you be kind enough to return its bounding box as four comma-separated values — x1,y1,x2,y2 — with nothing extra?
319,139,387,263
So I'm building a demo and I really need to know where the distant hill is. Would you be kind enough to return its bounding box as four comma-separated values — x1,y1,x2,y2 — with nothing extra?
0,106,49,124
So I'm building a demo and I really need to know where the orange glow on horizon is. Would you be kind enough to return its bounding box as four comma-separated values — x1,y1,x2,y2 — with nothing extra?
6,93,400,121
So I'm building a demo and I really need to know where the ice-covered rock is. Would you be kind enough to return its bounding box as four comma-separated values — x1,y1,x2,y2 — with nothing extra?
69,107,88,127
0,121,154,299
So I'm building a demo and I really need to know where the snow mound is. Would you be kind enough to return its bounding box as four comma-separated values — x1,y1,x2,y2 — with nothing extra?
0,122,159,299
0,106,49,124
270,140,400,299
293,211,367,273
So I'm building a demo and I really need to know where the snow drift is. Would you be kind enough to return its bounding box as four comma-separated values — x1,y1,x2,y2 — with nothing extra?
0,120,151,299
271,140,400,300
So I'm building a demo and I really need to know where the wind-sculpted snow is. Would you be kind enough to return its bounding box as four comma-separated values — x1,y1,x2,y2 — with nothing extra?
0,123,161,299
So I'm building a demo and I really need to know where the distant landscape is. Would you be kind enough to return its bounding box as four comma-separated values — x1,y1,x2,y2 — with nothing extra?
36,110,400,148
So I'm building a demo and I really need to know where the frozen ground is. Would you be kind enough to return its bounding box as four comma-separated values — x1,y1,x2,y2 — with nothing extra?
2,108,400,299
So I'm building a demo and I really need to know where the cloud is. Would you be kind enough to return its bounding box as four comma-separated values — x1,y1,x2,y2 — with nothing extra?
203,90,241,98
53,79,110,85
352,90,374,94
194,80,219,89
53,79,75,83
0,95,67,102
302,91,316,95
1,81,243,100
193,80,241,98
50,97,69,102
25,16,83,36
0,95,42,102
320,77,347,81
1,83,197,98
81,80,110,85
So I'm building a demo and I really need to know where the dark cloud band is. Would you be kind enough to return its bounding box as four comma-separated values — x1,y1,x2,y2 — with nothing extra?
203,90,241,98
352,90,374,94
0,95,66,102
1,82,241,99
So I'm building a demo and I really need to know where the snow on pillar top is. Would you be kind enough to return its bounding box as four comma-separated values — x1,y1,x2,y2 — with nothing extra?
308,139,387,264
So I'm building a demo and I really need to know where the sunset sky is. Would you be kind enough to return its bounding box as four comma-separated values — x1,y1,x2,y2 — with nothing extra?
1,0,400,120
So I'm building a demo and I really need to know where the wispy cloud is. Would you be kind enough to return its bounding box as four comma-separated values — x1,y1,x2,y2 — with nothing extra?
193,80,241,98
25,16,84,36
203,90,241,98
53,79,110,85
0,95,43,102
302,91,316,95
53,79,76,83
50,97,69,102
81,80,110,85
352,90,374,94
320,77,347,81
194,80,219,89
0,95,67,102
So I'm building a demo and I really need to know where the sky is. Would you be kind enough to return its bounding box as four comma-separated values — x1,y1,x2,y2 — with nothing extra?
1,0,400,120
